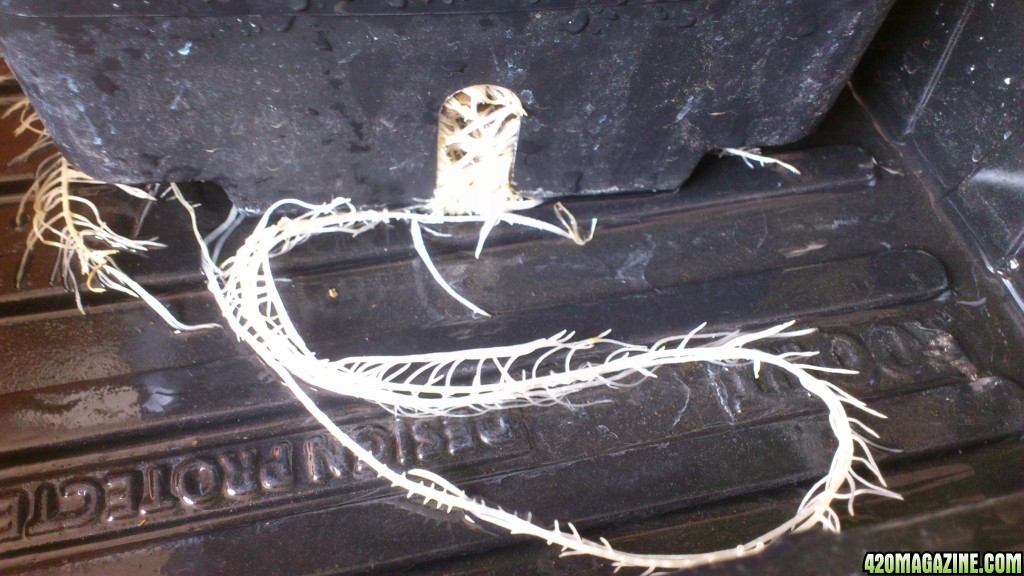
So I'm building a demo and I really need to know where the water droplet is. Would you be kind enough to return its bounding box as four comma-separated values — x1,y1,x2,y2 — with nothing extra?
266,16,295,33
287,0,310,10
556,10,590,34
791,15,818,38
177,41,193,56
971,144,984,162
92,73,119,94
676,15,697,29
518,140,543,154
314,30,333,51
561,170,583,192
440,60,467,73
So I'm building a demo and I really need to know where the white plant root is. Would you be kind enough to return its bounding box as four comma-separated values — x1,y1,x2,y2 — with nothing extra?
432,85,538,218
8,98,216,331
720,147,801,175
3,97,54,166
169,185,901,573
11,87,899,572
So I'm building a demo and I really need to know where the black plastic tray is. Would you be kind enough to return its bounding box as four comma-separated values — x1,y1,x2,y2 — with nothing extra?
1,0,1023,573
2,89,1024,573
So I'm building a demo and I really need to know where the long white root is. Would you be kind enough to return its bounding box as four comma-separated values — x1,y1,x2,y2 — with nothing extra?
10,88,898,571
171,187,900,572
720,147,801,175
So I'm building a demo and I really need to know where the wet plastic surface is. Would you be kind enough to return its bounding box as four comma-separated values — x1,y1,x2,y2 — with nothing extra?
0,0,892,211
1,85,1023,573
2,0,1024,573
855,0,1024,326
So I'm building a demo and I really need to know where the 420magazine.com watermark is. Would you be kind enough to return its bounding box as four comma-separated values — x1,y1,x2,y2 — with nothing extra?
864,552,1022,574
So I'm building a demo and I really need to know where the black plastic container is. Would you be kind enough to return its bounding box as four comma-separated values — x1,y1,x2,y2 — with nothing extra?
0,0,893,211
4,1,1024,575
